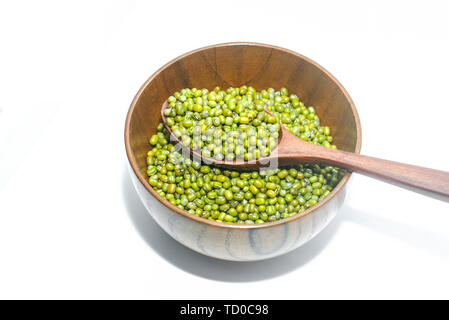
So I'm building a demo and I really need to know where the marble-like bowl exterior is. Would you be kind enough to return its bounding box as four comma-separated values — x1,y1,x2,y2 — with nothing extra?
124,42,361,261
130,166,349,261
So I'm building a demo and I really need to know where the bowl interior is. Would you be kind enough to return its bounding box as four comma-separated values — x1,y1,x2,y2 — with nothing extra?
126,43,361,216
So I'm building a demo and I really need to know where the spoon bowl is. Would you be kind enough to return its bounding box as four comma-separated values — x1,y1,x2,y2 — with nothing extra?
161,100,323,170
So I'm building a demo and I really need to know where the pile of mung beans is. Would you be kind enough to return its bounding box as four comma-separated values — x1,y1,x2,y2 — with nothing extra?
162,86,336,161
147,86,342,224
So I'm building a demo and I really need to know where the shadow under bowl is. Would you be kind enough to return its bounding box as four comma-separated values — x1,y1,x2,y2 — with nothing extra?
124,42,362,261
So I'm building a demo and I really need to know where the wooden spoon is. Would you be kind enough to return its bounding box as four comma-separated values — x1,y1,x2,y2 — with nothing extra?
161,101,449,202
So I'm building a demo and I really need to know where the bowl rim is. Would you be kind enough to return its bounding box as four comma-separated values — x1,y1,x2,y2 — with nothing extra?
124,41,362,230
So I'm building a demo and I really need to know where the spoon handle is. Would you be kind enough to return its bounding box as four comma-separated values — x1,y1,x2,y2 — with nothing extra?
313,148,449,202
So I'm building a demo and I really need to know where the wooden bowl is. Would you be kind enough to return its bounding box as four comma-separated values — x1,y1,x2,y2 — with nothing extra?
125,42,362,261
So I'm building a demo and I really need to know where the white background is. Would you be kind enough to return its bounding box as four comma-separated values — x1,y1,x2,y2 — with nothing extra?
1,0,448,299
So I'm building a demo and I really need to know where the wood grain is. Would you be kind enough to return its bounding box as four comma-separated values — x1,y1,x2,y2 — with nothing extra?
276,126,449,202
